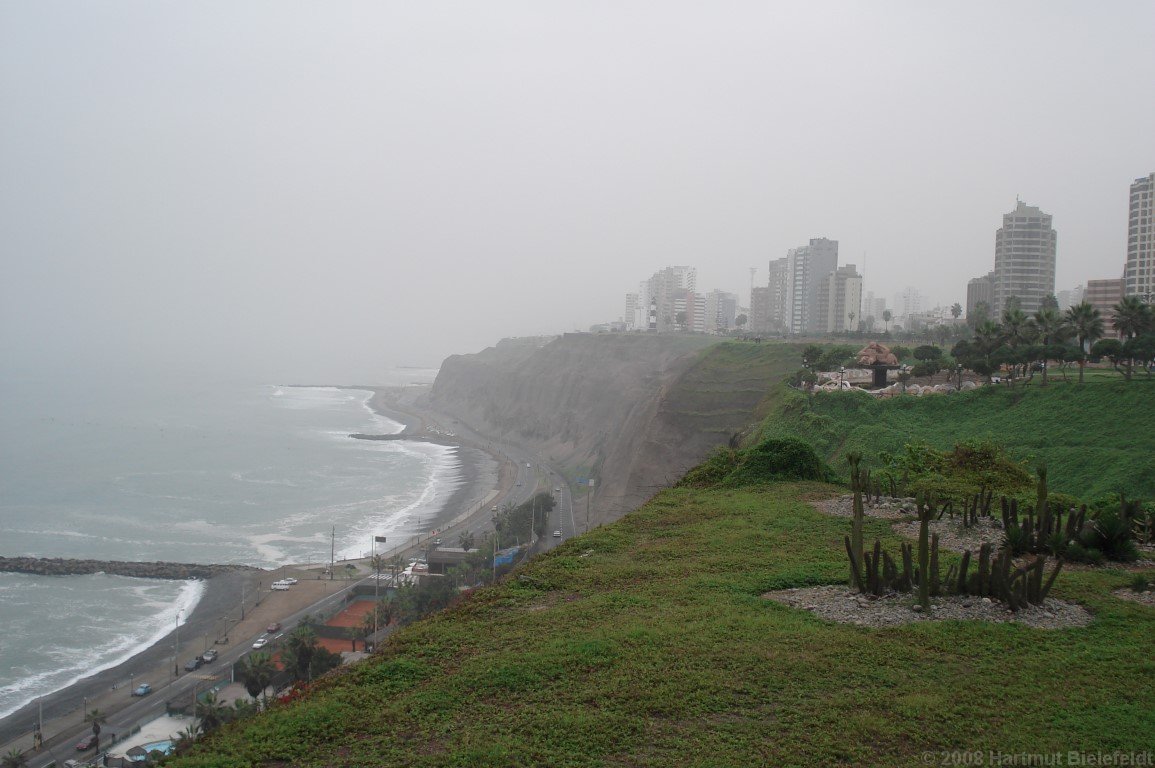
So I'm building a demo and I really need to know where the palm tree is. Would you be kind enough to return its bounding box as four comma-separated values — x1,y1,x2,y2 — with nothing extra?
1032,307,1067,386
84,707,107,751
458,530,475,552
238,651,276,708
172,726,200,755
973,320,1002,353
2,748,28,768
195,691,229,733
282,626,319,682
1112,295,1153,340
1065,301,1104,383
882,309,892,333
951,302,963,320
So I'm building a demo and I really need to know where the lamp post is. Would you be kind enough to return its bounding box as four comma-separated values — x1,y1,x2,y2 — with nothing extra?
839,366,846,390
173,609,183,677
373,535,387,635
956,364,963,390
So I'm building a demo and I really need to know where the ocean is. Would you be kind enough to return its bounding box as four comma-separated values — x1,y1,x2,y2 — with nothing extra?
0,371,457,721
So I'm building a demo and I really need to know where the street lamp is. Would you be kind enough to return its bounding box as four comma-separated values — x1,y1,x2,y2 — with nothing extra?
173,609,183,677
839,366,846,390
373,535,387,636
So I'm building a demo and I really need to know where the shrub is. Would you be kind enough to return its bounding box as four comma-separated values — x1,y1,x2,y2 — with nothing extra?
1130,574,1150,593
678,447,741,489
724,438,835,486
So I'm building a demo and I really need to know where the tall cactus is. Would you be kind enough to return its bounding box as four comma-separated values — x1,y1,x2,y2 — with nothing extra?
847,452,865,589
917,491,932,611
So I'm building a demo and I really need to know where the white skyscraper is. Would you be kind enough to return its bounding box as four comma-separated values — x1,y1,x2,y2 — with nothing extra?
1124,172,1155,300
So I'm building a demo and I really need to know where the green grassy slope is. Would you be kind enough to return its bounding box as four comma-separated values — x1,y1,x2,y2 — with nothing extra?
756,379,1155,500
171,483,1154,768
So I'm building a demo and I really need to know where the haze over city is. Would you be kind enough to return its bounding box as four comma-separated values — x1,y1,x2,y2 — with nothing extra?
2,2,1153,383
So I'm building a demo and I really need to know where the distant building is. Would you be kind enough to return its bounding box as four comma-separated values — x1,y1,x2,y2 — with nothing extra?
704,290,738,333
1056,285,1084,311
749,286,771,334
993,200,1057,315
823,265,862,332
766,257,788,331
624,292,641,330
1124,172,1155,300
967,272,995,319
894,286,924,318
642,266,697,332
1085,278,1124,330
783,238,838,334
862,292,887,330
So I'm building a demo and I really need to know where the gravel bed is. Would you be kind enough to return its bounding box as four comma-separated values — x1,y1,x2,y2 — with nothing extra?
763,584,1093,629
810,495,915,520
891,516,1006,553
1112,588,1155,607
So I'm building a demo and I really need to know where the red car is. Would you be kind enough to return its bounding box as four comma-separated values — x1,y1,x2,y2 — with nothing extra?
76,734,97,751
266,622,281,633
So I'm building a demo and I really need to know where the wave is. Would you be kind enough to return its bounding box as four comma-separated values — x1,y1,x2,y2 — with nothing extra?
0,577,204,721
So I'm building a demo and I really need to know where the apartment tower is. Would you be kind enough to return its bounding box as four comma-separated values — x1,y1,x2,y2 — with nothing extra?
1124,172,1155,300
993,201,1057,315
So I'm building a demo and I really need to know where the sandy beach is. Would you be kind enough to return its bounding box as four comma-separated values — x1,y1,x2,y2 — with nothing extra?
0,387,502,757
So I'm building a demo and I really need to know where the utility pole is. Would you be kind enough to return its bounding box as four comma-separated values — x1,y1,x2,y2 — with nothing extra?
330,526,336,581
373,535,386,636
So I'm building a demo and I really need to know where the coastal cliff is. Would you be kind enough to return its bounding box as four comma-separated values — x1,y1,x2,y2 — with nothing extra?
424,335,802,525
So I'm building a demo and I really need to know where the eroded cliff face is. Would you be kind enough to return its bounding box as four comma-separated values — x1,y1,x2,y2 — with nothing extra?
425,334,800,525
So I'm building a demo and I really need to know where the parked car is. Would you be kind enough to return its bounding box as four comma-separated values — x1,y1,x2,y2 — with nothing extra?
433,538,442,546
184,657,202,671
281,577,298,585
252,637,268,649
553,530,562,538
76,734,97,751
271,583,290,591
200,649,218,663
266,622,281,633
132,683,152,697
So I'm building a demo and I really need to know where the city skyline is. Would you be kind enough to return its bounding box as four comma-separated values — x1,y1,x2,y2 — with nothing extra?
2,3,1153,381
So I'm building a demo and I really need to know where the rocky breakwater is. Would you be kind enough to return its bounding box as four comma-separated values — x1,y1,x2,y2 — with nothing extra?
0,556,263,580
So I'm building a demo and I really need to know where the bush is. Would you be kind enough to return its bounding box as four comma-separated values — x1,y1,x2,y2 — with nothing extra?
678,447,741,489
724,438,835,486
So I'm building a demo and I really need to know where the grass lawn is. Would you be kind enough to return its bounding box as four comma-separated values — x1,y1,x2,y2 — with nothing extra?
756,378,1155,500
171,482,1155,768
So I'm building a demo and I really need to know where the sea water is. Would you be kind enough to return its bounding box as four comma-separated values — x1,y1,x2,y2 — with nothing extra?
0,372,455,720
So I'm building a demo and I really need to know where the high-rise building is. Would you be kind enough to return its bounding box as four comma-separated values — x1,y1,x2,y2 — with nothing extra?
1124,172,1155,300
967,272,995,319
624,293,641,330
749,286,771,333
895,286,924,318
766,257,788,331
783,238,838,334
993,201,1057,315
1056,285,1084,311
703,290,739,333
1085,278,1124,330
862,292,887,330
823,265,863,332
642,266,697,332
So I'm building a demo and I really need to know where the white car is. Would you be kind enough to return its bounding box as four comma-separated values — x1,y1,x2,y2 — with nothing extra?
281,577,298,585
553,530,562,538
271,582,290,591
526,463,531,468
252,637,268,649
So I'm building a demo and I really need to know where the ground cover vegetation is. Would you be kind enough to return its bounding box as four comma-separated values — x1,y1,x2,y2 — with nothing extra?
166,472,1153,767
758,373,1155,501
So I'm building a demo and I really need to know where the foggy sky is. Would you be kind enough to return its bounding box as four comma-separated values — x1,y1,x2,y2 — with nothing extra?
2,2,1153,383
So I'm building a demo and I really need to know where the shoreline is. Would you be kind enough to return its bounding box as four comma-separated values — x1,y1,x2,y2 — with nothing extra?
0,384,497,751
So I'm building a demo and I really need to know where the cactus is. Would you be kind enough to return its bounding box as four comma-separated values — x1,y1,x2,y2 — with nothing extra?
957,549,971,594
847,453,866,589
917,493,932,611
929,533,941,597
844,536,866,593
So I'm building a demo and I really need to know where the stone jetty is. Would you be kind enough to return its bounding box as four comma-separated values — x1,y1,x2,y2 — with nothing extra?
0,556,263,580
